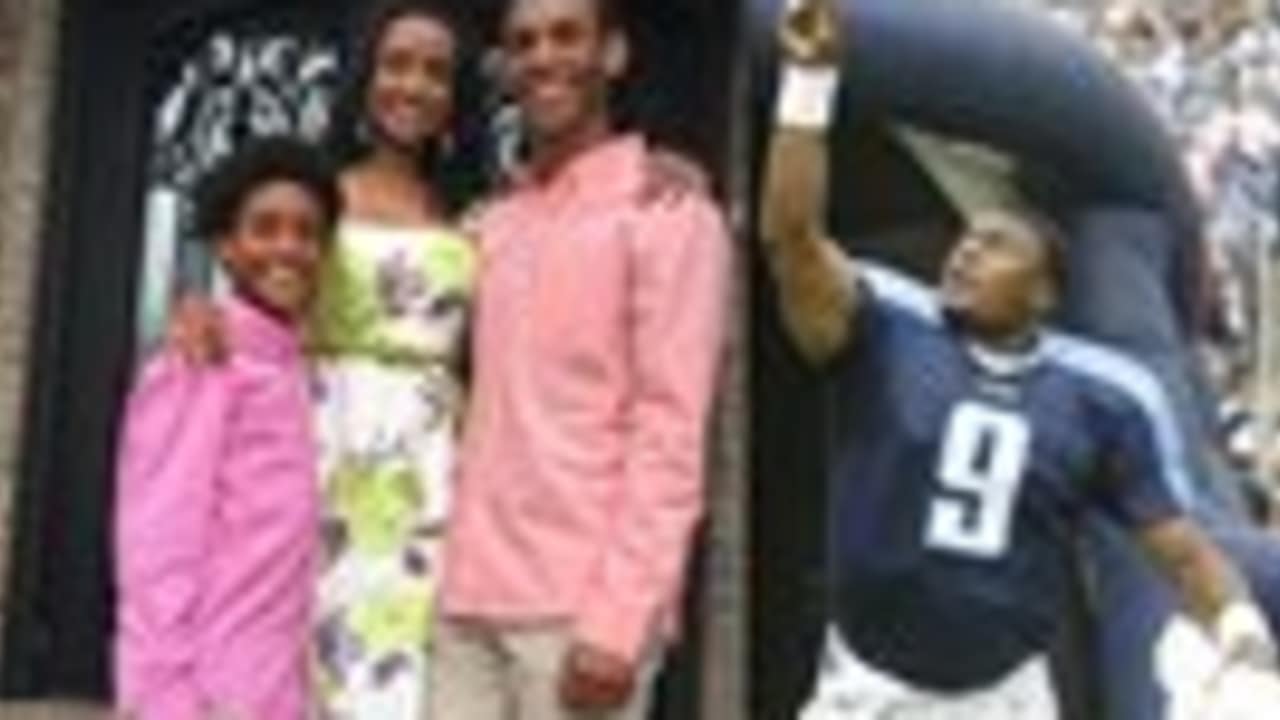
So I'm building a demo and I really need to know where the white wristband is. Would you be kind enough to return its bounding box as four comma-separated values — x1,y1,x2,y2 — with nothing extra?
776,63,841,130
1216,602,1275,658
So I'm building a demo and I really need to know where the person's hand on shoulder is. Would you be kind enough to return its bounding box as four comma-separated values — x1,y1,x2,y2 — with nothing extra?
640,145,710,207
166,293,228,364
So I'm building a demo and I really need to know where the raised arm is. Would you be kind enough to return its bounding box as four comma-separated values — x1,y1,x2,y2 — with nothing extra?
759,0,861,364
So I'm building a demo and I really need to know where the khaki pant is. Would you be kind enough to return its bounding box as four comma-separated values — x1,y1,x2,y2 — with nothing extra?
800,628,1059,720
429,618,660,720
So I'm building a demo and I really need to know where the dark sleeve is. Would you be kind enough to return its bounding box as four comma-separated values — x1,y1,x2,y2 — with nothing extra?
1091,383,1189,529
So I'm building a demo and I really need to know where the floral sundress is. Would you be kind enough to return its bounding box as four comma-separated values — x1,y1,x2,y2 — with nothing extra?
308,220,475,720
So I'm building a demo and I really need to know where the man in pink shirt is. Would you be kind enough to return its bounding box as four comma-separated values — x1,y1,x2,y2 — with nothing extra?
431,0,730,718
114,138,339,720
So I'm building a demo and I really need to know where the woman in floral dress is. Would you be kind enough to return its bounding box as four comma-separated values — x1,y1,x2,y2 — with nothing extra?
305,2,482,717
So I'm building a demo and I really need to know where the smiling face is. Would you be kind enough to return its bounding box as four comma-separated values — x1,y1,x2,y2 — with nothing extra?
939,210,1060,339
216,180,328,322
364,11,458,155
500,0,627,152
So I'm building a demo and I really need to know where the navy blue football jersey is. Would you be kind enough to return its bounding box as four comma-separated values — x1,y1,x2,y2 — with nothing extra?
825,263,1191,691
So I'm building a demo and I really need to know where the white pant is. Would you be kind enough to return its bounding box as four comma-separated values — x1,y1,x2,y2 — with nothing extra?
429,618,661,720
799,628,1059,720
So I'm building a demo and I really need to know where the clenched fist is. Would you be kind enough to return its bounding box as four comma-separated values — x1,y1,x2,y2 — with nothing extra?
779,0,841,66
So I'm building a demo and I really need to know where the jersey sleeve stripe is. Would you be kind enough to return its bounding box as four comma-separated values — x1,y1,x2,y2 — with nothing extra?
858,261,942,325
1043,334,1195,509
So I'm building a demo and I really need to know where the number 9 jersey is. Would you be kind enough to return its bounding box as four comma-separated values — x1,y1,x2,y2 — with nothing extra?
824,263,1193,692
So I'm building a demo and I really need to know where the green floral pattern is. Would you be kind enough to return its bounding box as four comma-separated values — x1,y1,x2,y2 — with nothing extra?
309,223,475,365
310,222,474,720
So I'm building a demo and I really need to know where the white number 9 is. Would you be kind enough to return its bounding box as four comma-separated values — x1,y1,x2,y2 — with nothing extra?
924,401,1031,559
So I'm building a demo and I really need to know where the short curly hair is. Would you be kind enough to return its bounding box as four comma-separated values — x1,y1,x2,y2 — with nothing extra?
194,136,342,244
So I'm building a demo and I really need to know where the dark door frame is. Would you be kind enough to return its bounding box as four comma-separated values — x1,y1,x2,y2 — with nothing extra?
5,0,157,695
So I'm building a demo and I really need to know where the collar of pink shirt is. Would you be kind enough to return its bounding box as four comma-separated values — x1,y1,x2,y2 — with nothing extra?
223,295,304,365
516,133,647,205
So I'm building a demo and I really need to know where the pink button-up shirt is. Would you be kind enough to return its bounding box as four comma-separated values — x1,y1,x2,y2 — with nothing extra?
442,135,730,664
114,297,318,720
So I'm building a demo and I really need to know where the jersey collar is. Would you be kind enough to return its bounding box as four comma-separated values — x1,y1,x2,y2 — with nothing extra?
963,335,1045,378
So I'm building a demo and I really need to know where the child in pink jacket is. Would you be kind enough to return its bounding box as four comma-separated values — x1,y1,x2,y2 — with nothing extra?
114,138,340,720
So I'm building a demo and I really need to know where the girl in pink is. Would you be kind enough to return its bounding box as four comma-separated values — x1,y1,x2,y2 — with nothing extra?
113,138,340,720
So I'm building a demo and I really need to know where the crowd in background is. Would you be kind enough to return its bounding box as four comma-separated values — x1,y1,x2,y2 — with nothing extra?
1029,0,1280,502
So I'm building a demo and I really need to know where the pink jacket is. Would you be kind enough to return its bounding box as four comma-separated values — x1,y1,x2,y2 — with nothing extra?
442,135,730,665
114,298,318,720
